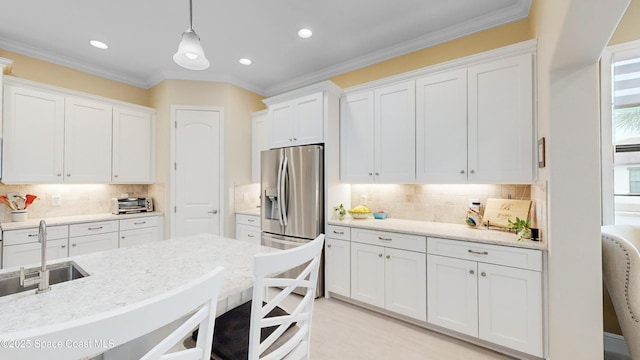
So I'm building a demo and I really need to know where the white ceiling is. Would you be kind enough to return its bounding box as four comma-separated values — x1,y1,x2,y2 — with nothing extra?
0,0,531,97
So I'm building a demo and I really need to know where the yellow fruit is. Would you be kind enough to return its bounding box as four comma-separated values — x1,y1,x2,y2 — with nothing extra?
349,205,371,213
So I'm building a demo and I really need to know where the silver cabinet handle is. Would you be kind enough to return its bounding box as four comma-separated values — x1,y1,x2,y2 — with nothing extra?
247,234,254,238
369,172,373,176
293,138,297,141
88,226,103,231
469,269,475,275
378,236,392,241
114,174,119,178
386,255,390,259
481,272,487,277
57,173,62,177
208,210,218,214
134,221,146,225
66,174,71,177
468,249,488,255
28,234,38,237
378,253,383,257
470,170,475,174
375,172,379,176
333,230,344,235
327,244,332,248
121,236,125,239
61,245,66,249
247,218,255,223
460,170,465,174
72,243,77,247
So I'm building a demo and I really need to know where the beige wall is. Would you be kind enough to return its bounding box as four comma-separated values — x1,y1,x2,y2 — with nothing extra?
0,49,150,107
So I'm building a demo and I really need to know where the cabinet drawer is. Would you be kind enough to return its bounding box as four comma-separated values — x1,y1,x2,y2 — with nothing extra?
119,216,159,231
352,228,426,253
326,225,350,240
236,214,260,228
236,224,261,244
427,237,542,271
4,225,69,246
69,220,118,237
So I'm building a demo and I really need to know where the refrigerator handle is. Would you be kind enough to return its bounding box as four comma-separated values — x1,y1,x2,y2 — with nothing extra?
280,155,289,227
276,154,284,227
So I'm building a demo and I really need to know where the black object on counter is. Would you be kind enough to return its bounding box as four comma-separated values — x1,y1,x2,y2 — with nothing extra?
530,228,539,241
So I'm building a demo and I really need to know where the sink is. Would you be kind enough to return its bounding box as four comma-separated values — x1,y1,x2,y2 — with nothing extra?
0,261,89,297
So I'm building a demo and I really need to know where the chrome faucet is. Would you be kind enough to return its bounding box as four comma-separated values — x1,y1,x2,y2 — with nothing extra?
19,220,51,293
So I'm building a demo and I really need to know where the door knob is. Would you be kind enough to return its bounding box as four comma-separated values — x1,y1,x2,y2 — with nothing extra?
208,210,219,214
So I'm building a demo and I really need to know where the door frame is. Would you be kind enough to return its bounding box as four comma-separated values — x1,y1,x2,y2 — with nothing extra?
169,104,225,238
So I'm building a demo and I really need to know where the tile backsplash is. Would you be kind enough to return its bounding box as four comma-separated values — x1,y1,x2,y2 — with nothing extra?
0,184,148,223
350,184,533,226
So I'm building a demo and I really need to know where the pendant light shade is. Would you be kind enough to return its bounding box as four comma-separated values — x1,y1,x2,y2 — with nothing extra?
173,0,210,70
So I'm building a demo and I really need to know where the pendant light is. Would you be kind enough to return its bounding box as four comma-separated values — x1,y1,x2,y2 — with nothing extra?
173,0,210,70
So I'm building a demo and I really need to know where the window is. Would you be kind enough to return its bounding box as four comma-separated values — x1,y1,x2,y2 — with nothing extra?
630,167,640,193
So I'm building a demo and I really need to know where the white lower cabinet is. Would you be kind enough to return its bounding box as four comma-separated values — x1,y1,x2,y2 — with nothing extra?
119,216,160,247
350,230,427,322
2,225,69,268
325,236,351,297
427,237,542,357
235,214,261,244
68,220,119,257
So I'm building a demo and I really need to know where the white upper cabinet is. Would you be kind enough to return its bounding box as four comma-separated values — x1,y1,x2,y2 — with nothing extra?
64,97,112,183
112,106,155,183
341,81,415,183
251,110,270,183
3,84,65,183
467,53,533,183
416,68,468,182
269,92,323,148
2,78,156,184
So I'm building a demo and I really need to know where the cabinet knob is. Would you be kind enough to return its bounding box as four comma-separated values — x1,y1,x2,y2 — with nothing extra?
481,272,486,277
375,172,379,176
57,173,62,177
72,243,77,247
369,172,373,176
327,244,332,248
470,170,475,174
469,269,475,275
289,138,293,142
378,253,383,257
66,174,71,177
114,174,119,178
386,255,390,259
293,138,297,141
460,170,465,174
121,236,125,239
61,245,66,249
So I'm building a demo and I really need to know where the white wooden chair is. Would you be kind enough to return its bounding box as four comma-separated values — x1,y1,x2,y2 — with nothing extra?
248,234,325,360
602,225,640,359
0,266,225,360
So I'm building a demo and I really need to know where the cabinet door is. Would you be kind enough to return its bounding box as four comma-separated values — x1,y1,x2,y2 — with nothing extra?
119,227,159,248
69,232,118,256
384,248,426,321
427,254,478,337
374,81,415,183
350,242,385,308
2,85,65,183
2,239,68,269
340,92,375,182
416,69,468,182
478,262,542,357
294,92,323,145
64,97,112,182
468,53,533,182
251,110,270,183
325,237,350,297
235,224,261,244
112,106,154,183
270,102,294,148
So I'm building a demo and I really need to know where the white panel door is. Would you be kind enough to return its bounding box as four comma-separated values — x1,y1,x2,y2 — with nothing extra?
325,237,351,297
350,242,385,308
416,69,468,182
69,232,118,257
374,81,416,183
294,92,324,145
112,106,154,183
384,248,426,321
427,254,478,337
2,85,65,183
251,110,270,183
64,97,112,183
340,91,375,182
270,102,294,148
478,262,542,357
467,53,533,182
174,108,222,237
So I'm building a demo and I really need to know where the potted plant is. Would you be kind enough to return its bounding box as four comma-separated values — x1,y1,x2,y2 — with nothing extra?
333,203,346,221
507,217,531,241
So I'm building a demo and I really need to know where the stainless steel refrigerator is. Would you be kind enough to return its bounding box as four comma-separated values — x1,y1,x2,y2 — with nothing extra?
261,144,324,296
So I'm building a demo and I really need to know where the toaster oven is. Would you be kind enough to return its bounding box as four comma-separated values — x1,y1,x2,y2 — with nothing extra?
111,197,153,214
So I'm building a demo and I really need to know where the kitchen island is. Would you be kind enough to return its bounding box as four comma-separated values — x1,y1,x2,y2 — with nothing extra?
0,234,276,335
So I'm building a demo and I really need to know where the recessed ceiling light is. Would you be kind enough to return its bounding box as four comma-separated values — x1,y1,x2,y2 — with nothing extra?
239,58,252,65
297,28,313,39
89,40,109,50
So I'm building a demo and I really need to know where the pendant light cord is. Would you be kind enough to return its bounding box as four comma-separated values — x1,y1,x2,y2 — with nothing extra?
189,0,194,30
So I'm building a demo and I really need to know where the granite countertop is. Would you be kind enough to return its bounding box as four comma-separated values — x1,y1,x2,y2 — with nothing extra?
235,208,261,216
328,218,546,251
0,234,276,334
1,212,163,231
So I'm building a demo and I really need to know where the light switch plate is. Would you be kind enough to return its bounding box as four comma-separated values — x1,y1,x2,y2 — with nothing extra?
51,194,61,206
